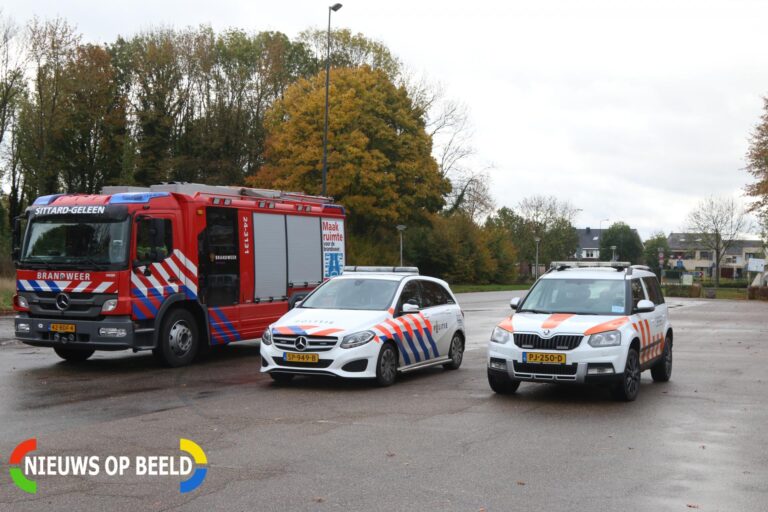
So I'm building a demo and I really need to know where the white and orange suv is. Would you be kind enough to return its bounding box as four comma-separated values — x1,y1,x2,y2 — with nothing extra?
487,262,672,401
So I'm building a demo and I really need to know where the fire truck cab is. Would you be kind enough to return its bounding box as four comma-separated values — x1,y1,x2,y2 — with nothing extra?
12,183,346,367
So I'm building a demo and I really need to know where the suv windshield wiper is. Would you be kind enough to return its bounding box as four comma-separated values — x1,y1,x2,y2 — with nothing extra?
517,308,550,314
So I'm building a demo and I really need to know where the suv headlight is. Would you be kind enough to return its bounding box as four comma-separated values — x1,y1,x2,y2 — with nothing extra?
588,330,621,347
340,330,375,349
261,328,273,345
490,326,513,344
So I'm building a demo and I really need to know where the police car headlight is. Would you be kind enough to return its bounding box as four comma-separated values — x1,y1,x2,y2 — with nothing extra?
490,326,513,344
261,328,273,345
340,330,375,349
588,330,621,347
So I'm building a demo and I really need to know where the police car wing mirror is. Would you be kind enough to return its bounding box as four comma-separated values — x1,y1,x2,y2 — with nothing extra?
636,299,655,313
510,297,521,310
402,303,420,314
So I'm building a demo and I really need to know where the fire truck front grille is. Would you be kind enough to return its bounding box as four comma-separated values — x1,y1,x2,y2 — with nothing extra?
514,333,583,350
273,335,339,352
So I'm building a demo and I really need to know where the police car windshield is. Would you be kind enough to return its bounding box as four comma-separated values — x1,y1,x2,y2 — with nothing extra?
301,278,399,311
21,217,130,269
519,278,627,315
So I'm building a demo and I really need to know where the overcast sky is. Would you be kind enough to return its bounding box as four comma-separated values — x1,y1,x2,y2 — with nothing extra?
5,0,768,238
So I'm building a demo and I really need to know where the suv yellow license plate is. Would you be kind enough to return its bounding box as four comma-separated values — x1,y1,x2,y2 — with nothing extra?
50,324,76,333
285,353,319,363
524,352,566,364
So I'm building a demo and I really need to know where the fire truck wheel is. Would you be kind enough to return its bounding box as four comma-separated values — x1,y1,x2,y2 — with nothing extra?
53,346,95,362
375,342,398,387
612,348,641,402
443,332,464,370
155,309,199,367
651,336,673,382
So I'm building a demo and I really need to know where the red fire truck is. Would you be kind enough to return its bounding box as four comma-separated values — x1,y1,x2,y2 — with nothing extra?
12,183,346,367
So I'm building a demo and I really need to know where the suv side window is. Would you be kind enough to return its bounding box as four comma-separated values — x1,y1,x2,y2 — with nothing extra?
420,281,447,308
642,276,665,305
398,280,422,311
630,279,646,309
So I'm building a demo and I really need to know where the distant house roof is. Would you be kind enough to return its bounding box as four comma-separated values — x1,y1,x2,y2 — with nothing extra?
667,232,764,256
576,228,604,250
576,227,642,250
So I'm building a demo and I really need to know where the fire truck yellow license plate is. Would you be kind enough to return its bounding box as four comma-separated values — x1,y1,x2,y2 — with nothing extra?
50,323,76,333
285,353,319,363
524,352,566,364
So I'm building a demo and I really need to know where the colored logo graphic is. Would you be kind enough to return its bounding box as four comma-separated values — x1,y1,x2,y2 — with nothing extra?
9,438,37,494
179,438,207,493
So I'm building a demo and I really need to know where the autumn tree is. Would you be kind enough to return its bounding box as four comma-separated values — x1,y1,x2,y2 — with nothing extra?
746,96,768,214
686,196,750,287
298,28,401,80
599,222,644,264
250,66,450,236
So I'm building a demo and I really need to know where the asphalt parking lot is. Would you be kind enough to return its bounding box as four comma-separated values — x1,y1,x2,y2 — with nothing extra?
0,292,766,511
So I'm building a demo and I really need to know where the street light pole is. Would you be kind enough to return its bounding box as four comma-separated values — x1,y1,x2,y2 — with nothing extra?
397,225,407,266
534,237,541,280
611,245,617,261
321,3,343,197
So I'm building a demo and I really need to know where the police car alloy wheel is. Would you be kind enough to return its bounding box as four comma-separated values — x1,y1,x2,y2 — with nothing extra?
375,343,398,387
443,333,464,370
651,336,673,382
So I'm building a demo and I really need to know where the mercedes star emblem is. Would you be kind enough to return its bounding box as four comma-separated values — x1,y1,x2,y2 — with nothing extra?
294,336,308,351
55,293,71,311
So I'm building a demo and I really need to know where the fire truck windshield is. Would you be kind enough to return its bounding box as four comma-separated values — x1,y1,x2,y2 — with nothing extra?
20,217,130,269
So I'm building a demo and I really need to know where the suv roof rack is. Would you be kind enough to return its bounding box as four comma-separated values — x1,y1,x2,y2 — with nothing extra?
550,261,632,271
343,266,419,275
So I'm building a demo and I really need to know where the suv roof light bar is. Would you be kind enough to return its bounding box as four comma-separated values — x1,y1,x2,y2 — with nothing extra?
343,266,419,274
550,261,632,269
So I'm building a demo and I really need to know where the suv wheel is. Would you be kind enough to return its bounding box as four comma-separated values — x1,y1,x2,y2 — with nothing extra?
612,348,641,401
650,336,672,382
487,369,521,394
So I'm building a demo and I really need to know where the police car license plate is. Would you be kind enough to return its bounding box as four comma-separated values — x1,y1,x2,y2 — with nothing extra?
50,323,76,333
285,353,319,363
524,352,566,364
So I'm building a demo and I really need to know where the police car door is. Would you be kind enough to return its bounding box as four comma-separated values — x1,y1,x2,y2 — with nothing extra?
630,278,654,366
418,280,454,358
395,280,436,363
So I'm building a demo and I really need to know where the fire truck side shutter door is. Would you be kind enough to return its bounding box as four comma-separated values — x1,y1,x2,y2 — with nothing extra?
252,213,287,300
286,215,322,286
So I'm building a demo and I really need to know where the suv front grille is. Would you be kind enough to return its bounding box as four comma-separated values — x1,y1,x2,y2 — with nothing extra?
514,333,583,350
273,335,338,352
513,361,578,376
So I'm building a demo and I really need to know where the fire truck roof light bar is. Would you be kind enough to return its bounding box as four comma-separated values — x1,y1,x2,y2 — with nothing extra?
109,192,170,204
33,194,64,206
343,266,420,274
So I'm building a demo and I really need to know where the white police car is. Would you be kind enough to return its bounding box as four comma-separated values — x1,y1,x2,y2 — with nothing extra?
487,262,672,401
260,267,466,386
